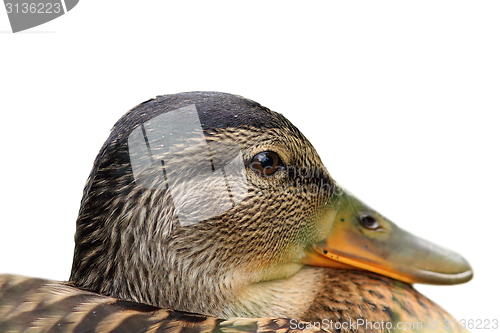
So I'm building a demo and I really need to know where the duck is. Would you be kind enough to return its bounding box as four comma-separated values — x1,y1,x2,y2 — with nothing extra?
0,92,473,333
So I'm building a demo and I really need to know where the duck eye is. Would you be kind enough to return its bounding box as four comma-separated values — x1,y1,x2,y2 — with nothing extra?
358,214,380,230
250,151,284,176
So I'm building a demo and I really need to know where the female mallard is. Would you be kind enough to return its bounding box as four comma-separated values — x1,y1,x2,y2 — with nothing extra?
0,92,472,333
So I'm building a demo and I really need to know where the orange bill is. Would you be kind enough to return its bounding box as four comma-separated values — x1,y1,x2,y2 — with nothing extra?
303,189,473,285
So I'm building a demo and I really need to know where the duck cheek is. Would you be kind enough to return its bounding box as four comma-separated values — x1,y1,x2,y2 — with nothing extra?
309,198,339,244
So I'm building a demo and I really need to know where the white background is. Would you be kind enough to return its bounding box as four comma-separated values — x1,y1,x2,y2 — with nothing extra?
1,2,498,332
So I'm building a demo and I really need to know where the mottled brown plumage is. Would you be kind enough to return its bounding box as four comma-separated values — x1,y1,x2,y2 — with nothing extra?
0,92,472,333
0,274,324,333
0,271,468,333
302,269,469,333
70,92,339,318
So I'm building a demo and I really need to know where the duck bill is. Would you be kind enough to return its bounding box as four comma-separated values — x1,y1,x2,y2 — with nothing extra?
303,190,473,285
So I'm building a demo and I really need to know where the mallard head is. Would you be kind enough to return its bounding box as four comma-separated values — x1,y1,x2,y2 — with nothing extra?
70,92,472,319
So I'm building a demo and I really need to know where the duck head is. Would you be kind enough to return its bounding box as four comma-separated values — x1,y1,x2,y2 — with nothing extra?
70,92,472,318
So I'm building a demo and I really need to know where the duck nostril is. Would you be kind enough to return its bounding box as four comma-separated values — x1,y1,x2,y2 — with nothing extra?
358,215,380,230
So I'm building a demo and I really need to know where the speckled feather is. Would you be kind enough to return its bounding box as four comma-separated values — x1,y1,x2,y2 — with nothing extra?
0,271,468,333
0,274,324,333
70,92,337,317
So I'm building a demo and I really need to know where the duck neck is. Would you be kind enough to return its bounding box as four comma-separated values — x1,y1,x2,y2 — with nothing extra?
223,266,326,319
